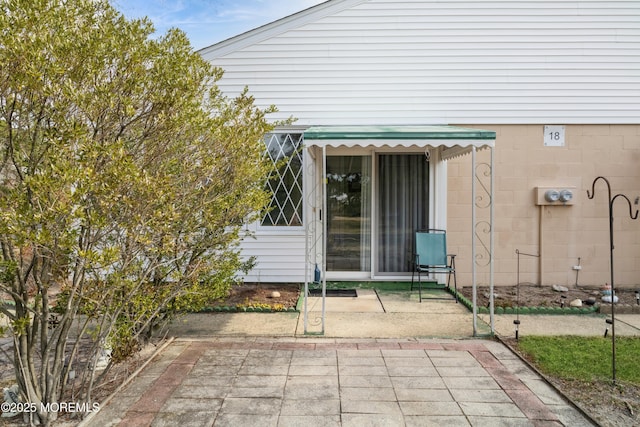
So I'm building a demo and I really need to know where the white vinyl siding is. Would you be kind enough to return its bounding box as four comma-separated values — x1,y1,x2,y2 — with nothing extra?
201,0,640,125
239,230,307,283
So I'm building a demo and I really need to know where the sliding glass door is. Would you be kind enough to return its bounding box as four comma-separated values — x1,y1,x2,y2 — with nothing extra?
325,153,428,275
377,154,429,273
326,156,371,272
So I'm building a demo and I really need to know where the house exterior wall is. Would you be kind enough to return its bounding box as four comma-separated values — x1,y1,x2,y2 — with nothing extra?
200,0,640,286
201,0,640,125
447,124,640,288
238,225,307,283
240,142,448,284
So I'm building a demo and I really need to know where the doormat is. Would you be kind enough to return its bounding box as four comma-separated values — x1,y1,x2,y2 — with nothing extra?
308,288,357,297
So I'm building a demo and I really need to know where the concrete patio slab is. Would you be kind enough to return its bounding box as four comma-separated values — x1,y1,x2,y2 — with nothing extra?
76,291,640,427
82,338,595,427
303,288,384,312
298,312,477,337
168,312,299,337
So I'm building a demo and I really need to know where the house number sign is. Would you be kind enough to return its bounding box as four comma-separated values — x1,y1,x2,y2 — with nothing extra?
544,125,565,147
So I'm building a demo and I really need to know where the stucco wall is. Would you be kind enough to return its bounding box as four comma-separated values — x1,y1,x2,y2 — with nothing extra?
447,124,640,288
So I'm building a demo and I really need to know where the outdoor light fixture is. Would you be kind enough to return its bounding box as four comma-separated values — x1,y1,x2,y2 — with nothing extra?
605,318,613,338
514,249,539,341
636,290,639,305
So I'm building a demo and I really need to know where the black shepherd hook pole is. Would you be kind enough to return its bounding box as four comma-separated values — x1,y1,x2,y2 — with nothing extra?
587,176,639,385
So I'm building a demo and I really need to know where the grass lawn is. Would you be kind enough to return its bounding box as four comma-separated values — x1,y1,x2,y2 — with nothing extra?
516,336,640,384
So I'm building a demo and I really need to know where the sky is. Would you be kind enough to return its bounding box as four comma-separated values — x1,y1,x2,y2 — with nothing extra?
112,0,326,51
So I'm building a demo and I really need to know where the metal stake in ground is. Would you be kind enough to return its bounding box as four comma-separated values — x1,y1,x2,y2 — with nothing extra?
514,249,539,340
587,176,639,385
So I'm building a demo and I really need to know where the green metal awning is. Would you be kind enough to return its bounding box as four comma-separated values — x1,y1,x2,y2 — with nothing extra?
304,125,496,141
303,125,495,159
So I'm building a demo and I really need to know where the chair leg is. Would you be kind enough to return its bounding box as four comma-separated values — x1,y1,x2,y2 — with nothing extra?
447,270,458,302
447,271,458,303
453,272,458,303
418,270,422,303
450,257,458,303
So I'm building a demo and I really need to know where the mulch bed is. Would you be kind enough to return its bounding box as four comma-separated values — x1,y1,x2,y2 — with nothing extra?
459,284,639,313
205,283,301,312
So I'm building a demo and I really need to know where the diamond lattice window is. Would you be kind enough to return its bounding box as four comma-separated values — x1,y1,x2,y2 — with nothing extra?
262,133,303,226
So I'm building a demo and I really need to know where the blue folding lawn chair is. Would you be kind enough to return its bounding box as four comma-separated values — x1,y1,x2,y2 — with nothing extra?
411,229,457,302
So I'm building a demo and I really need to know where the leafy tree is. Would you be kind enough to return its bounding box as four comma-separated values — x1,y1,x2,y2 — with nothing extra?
0,0,280,424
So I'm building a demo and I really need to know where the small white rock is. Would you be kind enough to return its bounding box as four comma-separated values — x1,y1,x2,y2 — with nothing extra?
553,285,569,292
269,291,281,298
569,299,582,307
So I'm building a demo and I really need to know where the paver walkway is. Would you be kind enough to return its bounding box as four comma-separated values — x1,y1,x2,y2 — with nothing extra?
84,337,594,427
